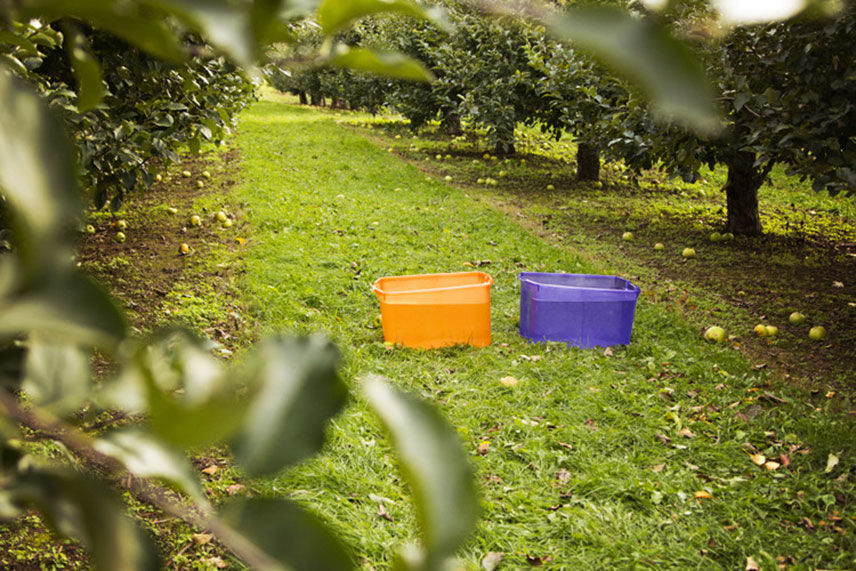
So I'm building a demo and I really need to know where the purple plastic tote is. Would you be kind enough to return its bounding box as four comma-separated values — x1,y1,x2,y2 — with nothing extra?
518,273,641,348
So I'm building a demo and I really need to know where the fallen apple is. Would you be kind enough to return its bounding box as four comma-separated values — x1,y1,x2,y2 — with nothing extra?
682,247,696,258
85,224,96,234
789,311,806,325
765,325,778,337
202,170,211,179
155,174,163,183
435,154,443,160
753,324,768,337
546,184,555,191
444,175,452,182
179,243,190,255
809,326,826,340
223,219,233,228
182,170,192,177
622,231,633,241
116,219,127,230
709,231,721,242
190,215,202,226
216,211,228,223
654,243,664,250
115,231,126,243
196,180,204,188
477,178,485,185
721,232,734,241
704,326,726,343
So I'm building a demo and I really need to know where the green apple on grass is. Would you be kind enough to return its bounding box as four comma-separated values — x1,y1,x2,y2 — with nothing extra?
704,326,727,343
789,312,806,325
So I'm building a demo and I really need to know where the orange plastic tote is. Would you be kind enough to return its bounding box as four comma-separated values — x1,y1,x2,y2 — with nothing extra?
372,271,493,349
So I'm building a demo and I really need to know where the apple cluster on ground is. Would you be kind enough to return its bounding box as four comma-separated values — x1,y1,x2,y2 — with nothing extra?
703,310,826,345
82,167,234,256
618,228,829,345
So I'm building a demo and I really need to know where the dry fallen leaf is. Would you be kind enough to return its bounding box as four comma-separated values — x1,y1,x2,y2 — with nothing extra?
584,418,597,430
377,502,394,522
749,453,767,466
764,461,781,471
678,427,696,438
204,557,227,569
825,452,840,473
499,376,519,387
694,490,714,500
526,554,554,566
201,465,219,476
652,464,666,473
556,468,572,485
225,483,246,496
833,281,844,288
745,555,760,571
192,533,213,545
826,391,837,399
779,454,791,468
654,433,671,444
477,441,491,455
482,551,504,571
603,347,614,357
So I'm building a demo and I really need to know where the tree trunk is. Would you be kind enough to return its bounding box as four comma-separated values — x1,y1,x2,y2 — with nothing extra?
494,139,515,155
298,91,308,105
576,143,600,181
443,114,463,137
723,151,764,235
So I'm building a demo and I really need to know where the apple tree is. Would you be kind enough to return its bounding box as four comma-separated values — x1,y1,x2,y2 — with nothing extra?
562,2,856,234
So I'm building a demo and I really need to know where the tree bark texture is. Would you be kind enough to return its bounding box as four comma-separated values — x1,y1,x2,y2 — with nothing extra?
723,150,764,235
576,143,600,181
443,113,463,137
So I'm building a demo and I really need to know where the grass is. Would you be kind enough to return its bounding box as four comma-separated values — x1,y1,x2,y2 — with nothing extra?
222,93,855,569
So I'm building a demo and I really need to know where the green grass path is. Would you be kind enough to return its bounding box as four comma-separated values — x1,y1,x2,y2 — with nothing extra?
228,95,855,569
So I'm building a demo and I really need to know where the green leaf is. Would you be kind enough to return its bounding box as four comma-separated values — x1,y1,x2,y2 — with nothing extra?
317,0,434,35
12,469,160,570
328,47,434,82
93,428,207,506
0,70,80,276
64,27,105,112
549,7,721,134
230,335,346,477
224,498,352,571
151,0,255,66
113,330,246,449
364,376,477,565
21,337,90,415
21,0,185,62
252,0,298,46
0,270,126,348
0,53,29,76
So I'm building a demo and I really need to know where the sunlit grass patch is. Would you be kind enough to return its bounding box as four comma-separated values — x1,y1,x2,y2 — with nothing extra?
225,97,856,569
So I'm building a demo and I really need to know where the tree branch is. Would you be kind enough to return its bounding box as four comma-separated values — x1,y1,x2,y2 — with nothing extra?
0,390,281,571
